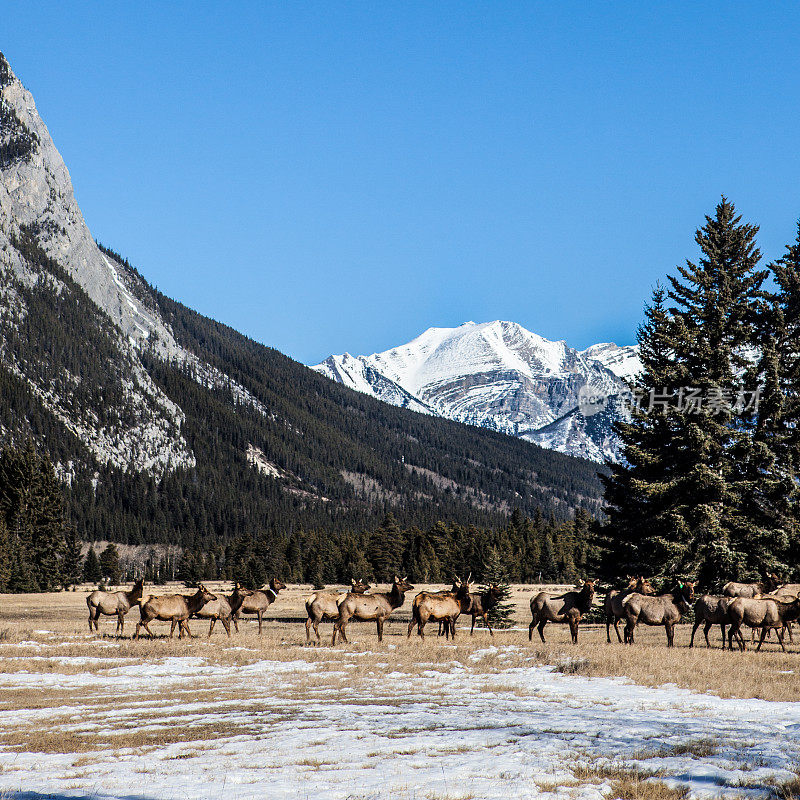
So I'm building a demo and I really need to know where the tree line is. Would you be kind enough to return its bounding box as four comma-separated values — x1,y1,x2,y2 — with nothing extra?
602,198,800,585
0,436,598,592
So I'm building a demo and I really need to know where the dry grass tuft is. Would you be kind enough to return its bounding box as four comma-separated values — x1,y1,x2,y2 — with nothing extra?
573,762,688,800
771,775,800,800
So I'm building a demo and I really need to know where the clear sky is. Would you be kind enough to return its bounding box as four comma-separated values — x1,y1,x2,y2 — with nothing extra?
4,3,800,364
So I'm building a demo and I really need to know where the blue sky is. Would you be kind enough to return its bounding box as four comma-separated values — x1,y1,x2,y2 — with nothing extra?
4,3,800,363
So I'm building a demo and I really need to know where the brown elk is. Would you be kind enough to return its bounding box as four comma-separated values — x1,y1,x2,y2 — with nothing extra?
193,583,254,637
604,576,656,643
233,578,287,634
408,579,472,639
622,582,694,646
134,585,217,639
333,576,414,644
722,573,782,598
726,595,800,652
86,578,144,634
305,579,371,642
529,579,597,644
689,594,742,649
464,584,505,636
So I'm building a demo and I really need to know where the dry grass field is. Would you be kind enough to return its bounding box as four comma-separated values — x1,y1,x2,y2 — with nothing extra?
1,582,799,800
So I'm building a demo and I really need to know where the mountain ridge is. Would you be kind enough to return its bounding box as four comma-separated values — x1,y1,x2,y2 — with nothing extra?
0,51,606,550
314,321,640,462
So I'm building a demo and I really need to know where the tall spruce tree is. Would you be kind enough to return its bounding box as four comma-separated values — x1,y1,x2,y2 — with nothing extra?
0,440,67,591
83,546,102,583
603,198,782,587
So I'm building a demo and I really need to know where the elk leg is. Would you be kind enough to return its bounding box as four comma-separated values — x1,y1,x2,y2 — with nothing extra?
728,624,744,651
528,618,536,642
116,612,125,636
450,616,457,639
376,618,384,642
471,614,477,636
232,615,239,634
169,619,178,638
208,618,216,637
407,616,416,638
484,614,494,637
537,620,547,644
605,615,612,644
777,626,787,653
257,612,263,635
756,626,767,652
624,620,635,644
569,618,579,644
689,619,701,647
613,618,623,643
221,616,231,637
665,621,674,647
306,618,313,642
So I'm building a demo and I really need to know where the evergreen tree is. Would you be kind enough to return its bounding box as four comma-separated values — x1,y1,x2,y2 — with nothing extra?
83,546,102,583
0,517,10,592
479,545,514,629
603,198,784,586
367,513,406,582
99,543,121,585
62,527,83,588
0,440,67,590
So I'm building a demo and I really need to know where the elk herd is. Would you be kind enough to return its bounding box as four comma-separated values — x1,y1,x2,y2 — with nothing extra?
83,572,800,651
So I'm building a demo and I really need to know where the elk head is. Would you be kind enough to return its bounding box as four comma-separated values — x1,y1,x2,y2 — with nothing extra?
393,575,414,592
635,576,656,595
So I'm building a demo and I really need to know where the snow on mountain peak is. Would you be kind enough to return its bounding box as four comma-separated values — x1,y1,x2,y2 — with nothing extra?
312,322,641,463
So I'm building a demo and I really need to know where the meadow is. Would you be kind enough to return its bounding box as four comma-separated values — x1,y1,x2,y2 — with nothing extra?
1,583,799,800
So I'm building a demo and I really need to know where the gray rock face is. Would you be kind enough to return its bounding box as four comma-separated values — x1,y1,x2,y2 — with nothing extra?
314,321,640,463
0,53,282,476
0,54,193,473
0,54,176,351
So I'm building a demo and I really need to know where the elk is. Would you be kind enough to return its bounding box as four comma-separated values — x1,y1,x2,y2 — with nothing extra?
622,582,695,646
408,579,472,639
305,579,371,642
193,583,254,637
134,585,217,640
689,594,742,649
87,578,144,634
726,595,800,652
529,579,597,644
332,576,414,644
464,584,505,636
604,576,656,643
722,573,782,598
233,578,287,634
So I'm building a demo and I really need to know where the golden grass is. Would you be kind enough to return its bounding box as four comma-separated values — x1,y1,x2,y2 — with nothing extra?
0,719,261,753
1,584,798,703
572,761,690,800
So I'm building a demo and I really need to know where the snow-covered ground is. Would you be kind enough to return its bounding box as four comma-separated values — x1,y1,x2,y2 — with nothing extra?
1,641,798,800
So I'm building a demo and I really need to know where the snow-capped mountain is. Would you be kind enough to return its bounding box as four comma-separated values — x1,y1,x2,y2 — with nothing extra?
314,321,640,462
